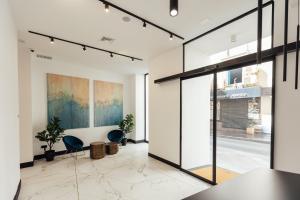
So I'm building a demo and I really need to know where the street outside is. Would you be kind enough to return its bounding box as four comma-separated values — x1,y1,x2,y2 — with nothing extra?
216,136,270,174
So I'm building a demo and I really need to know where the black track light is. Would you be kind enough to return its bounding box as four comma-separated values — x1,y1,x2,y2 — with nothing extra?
170,0,178,17
29,31,143,61
169,33,173,40
50,37,54,44
132,57,134,61
143,21,147,29
104,3,109,13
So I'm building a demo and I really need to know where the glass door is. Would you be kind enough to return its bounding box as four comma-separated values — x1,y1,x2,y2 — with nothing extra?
181,74,214,183
216,62,273,184
181,61,273,185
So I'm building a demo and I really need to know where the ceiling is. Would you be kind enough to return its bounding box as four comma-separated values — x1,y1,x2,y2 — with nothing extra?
10,0,261,74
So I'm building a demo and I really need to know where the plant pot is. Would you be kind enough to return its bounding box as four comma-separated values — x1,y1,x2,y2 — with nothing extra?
121,138,127,146
246,127,255,135
45,150,55,161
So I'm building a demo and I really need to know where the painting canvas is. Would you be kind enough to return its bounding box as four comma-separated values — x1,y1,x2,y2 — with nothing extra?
94,80,123,127
47,74,89,129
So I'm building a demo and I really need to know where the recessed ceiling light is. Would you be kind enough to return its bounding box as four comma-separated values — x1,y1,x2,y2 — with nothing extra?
122,16,131,22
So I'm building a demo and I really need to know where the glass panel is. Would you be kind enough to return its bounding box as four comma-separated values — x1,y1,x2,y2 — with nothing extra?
216,62,273,184
182,74,214,181
184,5,272,72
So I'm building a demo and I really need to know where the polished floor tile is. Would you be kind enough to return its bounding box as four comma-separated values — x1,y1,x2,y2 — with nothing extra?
20,143,209,200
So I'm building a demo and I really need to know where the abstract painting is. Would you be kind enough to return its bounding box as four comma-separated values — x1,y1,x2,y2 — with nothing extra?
47,74,89,129
94,80,123,127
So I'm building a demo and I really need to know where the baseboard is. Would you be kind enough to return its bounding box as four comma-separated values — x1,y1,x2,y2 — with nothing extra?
20,161,34,169
33,146,90,160
13,180,21,200
128,139,147,144
148,153,180,169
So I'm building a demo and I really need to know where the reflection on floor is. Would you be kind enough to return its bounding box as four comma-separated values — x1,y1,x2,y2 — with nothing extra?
192,166,239,184
20,143,209,200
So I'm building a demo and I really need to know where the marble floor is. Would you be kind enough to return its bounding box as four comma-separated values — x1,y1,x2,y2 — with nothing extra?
20,143,209,200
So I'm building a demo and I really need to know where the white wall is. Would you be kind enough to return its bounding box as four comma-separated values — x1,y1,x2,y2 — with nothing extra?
31,55,135,155
133,74,145,141
18,43,33,163
148,47,182,164
0,0,20,199
273,0,300,173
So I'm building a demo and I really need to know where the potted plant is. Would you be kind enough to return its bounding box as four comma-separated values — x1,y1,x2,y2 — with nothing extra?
35,117,65,161
119,114,135,146
246,119,256,135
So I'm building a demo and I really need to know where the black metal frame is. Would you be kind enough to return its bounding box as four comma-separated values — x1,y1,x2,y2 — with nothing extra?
178,2,275,185
180,59,276,185
283,0,289,81
155,41,300,83
144,73,149,143
98,0,184,40
29,31,143,61
257,0,263,64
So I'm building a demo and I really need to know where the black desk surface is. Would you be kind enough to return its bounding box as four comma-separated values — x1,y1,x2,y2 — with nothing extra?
184,169,300,200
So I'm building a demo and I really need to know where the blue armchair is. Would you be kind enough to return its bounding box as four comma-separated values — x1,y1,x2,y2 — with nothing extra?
107,130,124,143
63,136,84,158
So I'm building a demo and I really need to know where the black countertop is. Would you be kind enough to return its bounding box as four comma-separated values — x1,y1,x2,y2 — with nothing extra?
184,169,300,200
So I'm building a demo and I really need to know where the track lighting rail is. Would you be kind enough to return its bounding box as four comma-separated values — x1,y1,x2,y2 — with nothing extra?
98,0,184,40
29,31,143,61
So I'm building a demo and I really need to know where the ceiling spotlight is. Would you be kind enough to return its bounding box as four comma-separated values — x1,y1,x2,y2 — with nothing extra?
110,52,114,58
169,34,173,40
132,58,134,61
104,3,109,13
83,46,86,51
170,0,178,17
50,37,54,44
143,21,147,29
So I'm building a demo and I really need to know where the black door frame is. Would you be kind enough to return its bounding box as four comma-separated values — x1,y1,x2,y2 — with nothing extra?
180,58,276,185
179,1,275,185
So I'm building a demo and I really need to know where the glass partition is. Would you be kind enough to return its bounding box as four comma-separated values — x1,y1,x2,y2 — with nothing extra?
182,74,214,182
184,5,272,71
216,62,273,184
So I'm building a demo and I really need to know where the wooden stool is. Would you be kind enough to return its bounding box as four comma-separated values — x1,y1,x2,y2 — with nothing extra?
105,142,119,155
90,142,105,159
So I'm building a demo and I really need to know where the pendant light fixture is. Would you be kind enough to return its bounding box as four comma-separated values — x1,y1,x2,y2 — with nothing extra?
50,37,54,44
104,3,109,13
170,0,178,17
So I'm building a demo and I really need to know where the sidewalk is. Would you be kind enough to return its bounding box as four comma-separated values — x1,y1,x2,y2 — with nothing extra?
216,129,271,144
